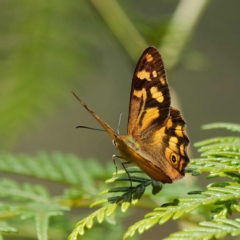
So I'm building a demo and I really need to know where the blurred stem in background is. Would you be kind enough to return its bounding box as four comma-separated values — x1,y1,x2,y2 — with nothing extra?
90,0,148,60
160,0,208,69
90,0,208,68
0,0,208,149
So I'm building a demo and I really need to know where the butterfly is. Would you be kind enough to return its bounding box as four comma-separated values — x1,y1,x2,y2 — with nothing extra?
73,47,190,183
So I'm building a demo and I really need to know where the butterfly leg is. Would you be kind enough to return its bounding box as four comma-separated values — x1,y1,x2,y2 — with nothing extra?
112,154,122,177
122,161,132,188
112,156,133,188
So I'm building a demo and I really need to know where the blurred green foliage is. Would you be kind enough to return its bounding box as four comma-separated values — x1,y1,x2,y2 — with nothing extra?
0,0,206,148
1,0,99,146
2,1,240,240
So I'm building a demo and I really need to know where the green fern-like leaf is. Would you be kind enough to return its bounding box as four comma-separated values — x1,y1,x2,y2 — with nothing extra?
0,221,17,234
70,122,240,240
124,181,240,238
202,123,240,132
0,151,109,189
0,178,68,240
165,218,240,240
0,151,117,211
69,204,118,239
69,167,197,239
69,169,156,239
0,151,120,239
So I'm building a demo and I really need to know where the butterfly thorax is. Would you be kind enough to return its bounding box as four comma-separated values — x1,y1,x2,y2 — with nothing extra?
118,135,163,161
116,135,142,163
120,135,140,151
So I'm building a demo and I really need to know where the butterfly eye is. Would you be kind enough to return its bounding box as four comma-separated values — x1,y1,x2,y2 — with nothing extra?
112,139,117,146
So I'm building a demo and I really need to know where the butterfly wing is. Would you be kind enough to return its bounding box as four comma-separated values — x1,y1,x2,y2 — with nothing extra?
124,47,189,182
139,107,190,181
127,47,171,136
73,47,189,183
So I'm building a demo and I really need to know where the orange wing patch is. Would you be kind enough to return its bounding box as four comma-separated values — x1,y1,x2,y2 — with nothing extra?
152,70,157,78
160,76,166,85
137,70,151,81
145,53,153,62
133,89,142,98
140,107,160,131
150,87,164,103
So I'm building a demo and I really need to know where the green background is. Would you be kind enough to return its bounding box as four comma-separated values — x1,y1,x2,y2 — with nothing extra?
1,0,240,239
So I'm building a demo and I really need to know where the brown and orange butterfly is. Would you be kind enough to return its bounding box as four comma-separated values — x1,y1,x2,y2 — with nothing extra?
73,47,189,183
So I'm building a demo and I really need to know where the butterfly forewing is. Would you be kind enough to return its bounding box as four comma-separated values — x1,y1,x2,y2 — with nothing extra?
128,47,171,137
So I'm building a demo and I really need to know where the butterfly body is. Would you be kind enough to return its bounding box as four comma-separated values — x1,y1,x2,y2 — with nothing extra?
115,135,174,183
73,47,189,183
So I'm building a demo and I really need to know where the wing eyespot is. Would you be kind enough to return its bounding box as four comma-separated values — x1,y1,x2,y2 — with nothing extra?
170,153,178,164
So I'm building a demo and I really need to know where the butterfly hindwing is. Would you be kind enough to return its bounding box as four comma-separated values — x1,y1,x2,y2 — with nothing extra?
128,47,171,137
136,107,189,181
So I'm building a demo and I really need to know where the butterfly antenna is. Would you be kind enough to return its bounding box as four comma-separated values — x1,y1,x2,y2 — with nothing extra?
76,126,106,132
117,113,123,135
